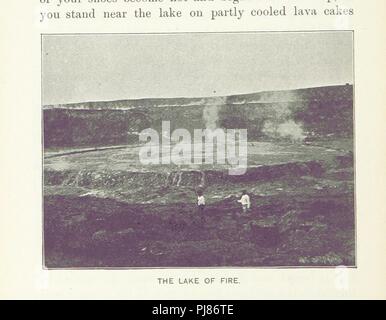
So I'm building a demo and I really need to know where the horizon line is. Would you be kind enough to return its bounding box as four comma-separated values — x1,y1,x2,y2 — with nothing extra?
43,83,353,107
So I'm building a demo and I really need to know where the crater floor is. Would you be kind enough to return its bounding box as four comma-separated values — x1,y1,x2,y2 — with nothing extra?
43,139,355,268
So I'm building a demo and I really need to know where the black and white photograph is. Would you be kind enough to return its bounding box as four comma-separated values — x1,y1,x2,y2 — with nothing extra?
42,32,355,268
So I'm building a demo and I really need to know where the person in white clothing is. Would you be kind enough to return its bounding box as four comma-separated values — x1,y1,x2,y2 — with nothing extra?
238,190,251,214
196,190,205,212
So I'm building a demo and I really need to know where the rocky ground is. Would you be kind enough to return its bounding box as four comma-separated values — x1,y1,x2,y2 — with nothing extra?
44,141,355,268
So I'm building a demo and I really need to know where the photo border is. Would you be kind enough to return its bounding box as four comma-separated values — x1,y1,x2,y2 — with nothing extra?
41,30,357,270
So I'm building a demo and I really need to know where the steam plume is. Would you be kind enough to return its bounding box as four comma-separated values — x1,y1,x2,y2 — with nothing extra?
203,97,225,129
261,92,306,142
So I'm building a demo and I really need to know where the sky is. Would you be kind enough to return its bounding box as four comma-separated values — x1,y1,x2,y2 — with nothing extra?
42,32,353,105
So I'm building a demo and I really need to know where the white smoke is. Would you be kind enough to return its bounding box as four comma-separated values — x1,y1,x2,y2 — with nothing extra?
270,103,292,120
278,120,306,141
251,90,301,104
260,91,306,142
203,97,226,130
263,120,306,142
203,105,219,130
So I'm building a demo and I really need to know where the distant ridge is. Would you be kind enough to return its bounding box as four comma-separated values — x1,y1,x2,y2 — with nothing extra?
43,84,353,110
43,84,353,148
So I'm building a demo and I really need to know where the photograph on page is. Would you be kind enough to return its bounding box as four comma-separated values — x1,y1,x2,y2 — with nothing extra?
42,32,355,269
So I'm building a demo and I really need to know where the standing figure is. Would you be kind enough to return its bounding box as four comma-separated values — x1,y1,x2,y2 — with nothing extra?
196,189,206,213
238,190,251,214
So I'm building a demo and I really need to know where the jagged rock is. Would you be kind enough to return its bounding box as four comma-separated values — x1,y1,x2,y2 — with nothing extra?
278,210,300,233
336,153,353,168
299,252,344,266
91,228,136,247
117,228,135,236
92,230,109,242
62,213,87,227
248,220,280,247
326,168,353,181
